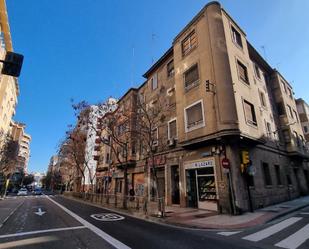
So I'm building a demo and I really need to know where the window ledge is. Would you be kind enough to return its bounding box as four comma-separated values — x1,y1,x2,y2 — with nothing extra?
185,80,200,92
185,122,205,133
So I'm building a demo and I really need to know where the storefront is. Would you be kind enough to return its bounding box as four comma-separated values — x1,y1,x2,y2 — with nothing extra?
185,158,218,211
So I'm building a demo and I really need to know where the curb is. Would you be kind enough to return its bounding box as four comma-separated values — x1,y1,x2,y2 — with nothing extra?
267,202,309,223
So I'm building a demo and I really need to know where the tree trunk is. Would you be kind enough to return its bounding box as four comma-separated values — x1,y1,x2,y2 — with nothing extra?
123,165,128,209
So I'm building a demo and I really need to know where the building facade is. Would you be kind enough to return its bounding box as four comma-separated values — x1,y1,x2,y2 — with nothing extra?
89,2,309,213
296,98,309,143
0,0,19,144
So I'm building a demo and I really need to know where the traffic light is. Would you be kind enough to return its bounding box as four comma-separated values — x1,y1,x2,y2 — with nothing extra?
1,51,24,77
241,150,250,165
205,80,210,92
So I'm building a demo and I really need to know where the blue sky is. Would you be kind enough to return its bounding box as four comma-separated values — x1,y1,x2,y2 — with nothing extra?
6,0,309,173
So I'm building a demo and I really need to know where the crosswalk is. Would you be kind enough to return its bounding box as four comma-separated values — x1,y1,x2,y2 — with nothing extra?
217,216,309,249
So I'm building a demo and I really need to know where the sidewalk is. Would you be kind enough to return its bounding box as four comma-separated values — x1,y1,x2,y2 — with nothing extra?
63,194,309,230
160,195,309,229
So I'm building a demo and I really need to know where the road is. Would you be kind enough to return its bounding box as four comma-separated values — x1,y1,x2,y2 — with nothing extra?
0,195,308,249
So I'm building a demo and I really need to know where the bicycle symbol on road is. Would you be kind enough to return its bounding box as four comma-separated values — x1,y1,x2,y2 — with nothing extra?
90,213,125,221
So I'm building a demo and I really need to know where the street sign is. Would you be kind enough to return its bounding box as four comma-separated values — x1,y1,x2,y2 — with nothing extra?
90,213,125,221
221,158,230,169
247,165,256,176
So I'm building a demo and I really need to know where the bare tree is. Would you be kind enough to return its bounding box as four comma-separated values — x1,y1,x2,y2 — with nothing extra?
134,94,169,216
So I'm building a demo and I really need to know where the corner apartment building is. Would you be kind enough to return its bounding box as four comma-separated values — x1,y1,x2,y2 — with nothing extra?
0,0,19,143
10,121,31,173
296,98,309,143
94,2,309,213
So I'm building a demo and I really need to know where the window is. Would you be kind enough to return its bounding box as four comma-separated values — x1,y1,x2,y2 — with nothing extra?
184,63,199,90
265,121,272,137
293,110,299,122
287,105,293,118
182,30,197,56
304,126,308,133
286,174,292,185
275,165,282,185
151,127,159,146
151,73,158,90
237,60,249,84
168,119,177,139
293,131,300,147
231,26,242,48
185,100,205,131
259,91,266,107
262,162,272,186
167,60,174,77
283,129,291,143
281,80,287,93
243,100,257,126
254,63,261,79
288,88,293,99
277,102,286,115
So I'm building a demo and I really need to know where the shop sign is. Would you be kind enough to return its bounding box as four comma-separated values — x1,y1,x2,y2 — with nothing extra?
185,159,215,169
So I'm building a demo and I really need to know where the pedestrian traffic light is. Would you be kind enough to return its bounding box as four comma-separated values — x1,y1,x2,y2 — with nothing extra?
241,150,250,165
1,51,24,77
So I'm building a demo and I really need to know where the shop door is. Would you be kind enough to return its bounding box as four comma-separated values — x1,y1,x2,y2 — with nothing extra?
196,167,218,211
171,165,180,204
186,170,197,208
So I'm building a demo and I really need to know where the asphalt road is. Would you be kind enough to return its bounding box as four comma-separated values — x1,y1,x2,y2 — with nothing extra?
0,194,308,249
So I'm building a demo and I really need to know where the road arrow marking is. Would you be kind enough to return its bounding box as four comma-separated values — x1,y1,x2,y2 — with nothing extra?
34,208,46,216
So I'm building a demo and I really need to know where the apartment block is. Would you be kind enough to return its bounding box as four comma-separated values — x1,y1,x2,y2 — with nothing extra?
10,121,31,173
0,0,19,144
296,98,309,143
92,2,309,213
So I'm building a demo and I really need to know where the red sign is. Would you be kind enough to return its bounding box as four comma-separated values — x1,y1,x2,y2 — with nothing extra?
221,158,230,169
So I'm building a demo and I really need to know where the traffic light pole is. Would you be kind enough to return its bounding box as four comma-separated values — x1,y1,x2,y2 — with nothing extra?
245,173,254,212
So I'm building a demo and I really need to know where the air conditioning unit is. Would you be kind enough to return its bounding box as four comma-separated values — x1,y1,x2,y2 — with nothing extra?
168,138,176,146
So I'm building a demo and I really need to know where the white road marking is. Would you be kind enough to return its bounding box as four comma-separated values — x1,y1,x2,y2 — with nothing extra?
242,217,302,242
275,224,309,249
299,212,309,215
34,208,46,216
0,236,58,249
217,231,242,236
45,195,131,249
0,226,85,239
91,213,125,221
0,199,24,228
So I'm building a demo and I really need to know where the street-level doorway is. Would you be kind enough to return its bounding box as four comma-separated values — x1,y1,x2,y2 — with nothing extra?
185,158,218,211
171,165,180,205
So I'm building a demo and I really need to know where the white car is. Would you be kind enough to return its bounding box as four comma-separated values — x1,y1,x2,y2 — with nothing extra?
17,188,28,196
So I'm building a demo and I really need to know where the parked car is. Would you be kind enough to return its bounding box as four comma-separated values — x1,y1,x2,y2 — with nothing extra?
33,188,42,195
17,188,28,196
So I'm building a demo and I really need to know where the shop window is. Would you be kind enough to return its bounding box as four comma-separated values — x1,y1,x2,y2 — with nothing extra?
184,63,199,91
275,165,282,185
243,100,257,126
262,162,272,186
184,100,205,132
231,26,242,48
167,60,174,77
168,119,177,140
237,60,249,84
182,30,197,56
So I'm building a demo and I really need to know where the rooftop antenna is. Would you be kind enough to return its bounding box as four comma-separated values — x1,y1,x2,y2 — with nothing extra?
151,33,156,65
131,45,135,86
261,45,267,61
